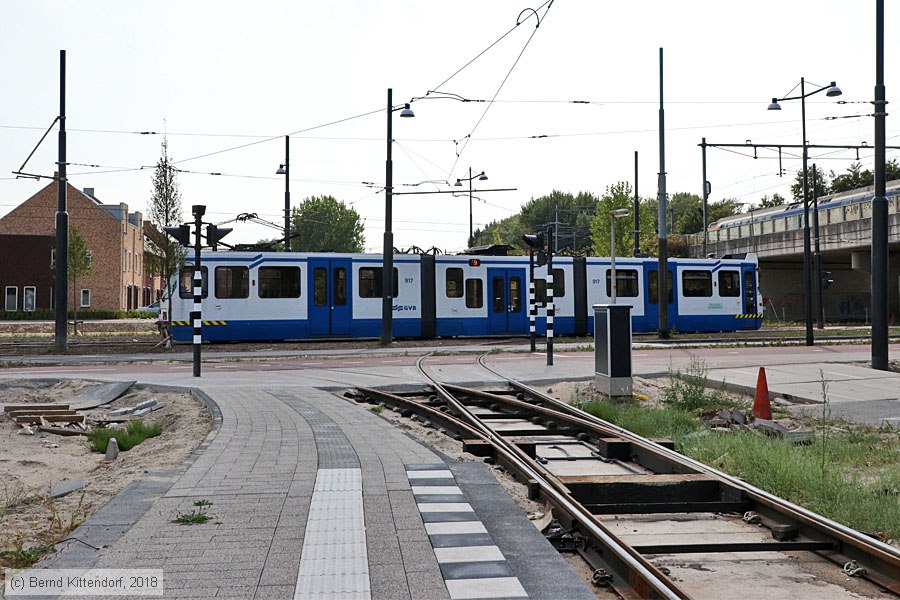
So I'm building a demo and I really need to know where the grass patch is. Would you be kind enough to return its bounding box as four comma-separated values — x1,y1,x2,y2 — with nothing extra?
0,542,56,569
173,500,213,525
369,405,384,414
579,401,700,440
662,356,745,412
682,429,900,540
1,482,28,518
86,420,162,453
579,397,900,540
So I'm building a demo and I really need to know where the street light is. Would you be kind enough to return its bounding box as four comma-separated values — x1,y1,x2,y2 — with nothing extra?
768,78,841,346
455,168,489,248
275,135,290,251
381,88,415,346
609,208,629,304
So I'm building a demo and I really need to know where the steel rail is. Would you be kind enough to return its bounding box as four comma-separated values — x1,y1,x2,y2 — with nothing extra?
474,356,900,594
415,355,687,600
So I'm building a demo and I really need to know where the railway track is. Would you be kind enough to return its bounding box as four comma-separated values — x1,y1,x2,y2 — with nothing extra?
348,354,900,599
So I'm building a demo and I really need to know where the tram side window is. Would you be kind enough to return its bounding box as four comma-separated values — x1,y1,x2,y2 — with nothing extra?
259,266,301,298
215,266,250,299
718,270,740,297
359,267,399,298
178,266,209,299
446,268,464,298
605,269,639,298
682,270,712,297
534,269,565,304
465,278,483,308
647,270,673,304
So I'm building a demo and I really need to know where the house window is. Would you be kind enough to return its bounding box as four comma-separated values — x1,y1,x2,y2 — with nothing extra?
446,268,464,298
85,250,93,266
80,289,91,308
23,287,36,312
359,267,399,299
465,278,483,308
215,266,250,299
4,287,17,311
259,267,301,298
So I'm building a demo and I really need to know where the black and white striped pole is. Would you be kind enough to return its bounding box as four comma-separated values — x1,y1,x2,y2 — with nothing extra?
522,233,545,354
190,205,205,378
528,249,536,352
545,227,554,366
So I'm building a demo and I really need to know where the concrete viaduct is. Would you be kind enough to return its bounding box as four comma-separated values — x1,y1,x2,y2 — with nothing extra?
689,182,900,325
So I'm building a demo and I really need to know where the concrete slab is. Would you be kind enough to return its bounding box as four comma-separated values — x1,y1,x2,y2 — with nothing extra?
67,380,136,410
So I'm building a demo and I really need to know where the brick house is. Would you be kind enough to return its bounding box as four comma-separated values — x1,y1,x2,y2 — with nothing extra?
0,179,162,311
0,235,54,312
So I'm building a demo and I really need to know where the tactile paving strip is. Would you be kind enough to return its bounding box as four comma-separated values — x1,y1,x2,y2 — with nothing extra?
407,464,529,600
294,468,370,599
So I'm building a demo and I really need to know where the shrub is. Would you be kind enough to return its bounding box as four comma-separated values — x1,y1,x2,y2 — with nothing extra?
87,420,162,453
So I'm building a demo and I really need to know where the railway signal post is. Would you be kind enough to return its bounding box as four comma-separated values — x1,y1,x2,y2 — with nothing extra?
165,205,230,378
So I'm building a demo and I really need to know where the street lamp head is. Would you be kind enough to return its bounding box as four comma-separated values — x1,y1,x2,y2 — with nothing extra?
610,208,629,218
399,103,415,118
767,98,782,111
454,179,463,187
825,82,842,97
276,164,286,175
478,171,488,181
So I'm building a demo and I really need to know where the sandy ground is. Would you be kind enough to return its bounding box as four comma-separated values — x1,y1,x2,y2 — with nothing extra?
0,379,210,567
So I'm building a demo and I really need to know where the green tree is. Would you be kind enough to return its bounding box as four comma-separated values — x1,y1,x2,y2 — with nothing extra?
790,165,830,201
477,190,598,254
589,182,656,256
290,195,364,252
830,159,900,194
708,198,746,222
145,139,184,342
757,193,786,209
68,225,92,335
830,162,868,194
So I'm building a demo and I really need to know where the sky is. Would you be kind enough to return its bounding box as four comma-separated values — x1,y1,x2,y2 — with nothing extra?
1,1,897,253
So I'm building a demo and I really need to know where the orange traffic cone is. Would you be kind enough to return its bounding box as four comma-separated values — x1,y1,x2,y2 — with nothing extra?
753,367,772,420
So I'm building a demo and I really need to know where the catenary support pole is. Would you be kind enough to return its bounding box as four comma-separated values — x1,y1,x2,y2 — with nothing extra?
657,48,669,338
54,50,68,352
381,88,394,345
633,151,640,256
701,137,709,259
283,135,290,252
812,166,824,329
800,78,814,346
872,0,889,370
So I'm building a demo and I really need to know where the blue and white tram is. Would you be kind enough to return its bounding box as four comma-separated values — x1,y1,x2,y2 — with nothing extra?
165,251,762,342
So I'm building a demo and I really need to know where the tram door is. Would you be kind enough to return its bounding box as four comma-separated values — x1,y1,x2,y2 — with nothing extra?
308,258,352,336
487,268,527,334
742,266,761,324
